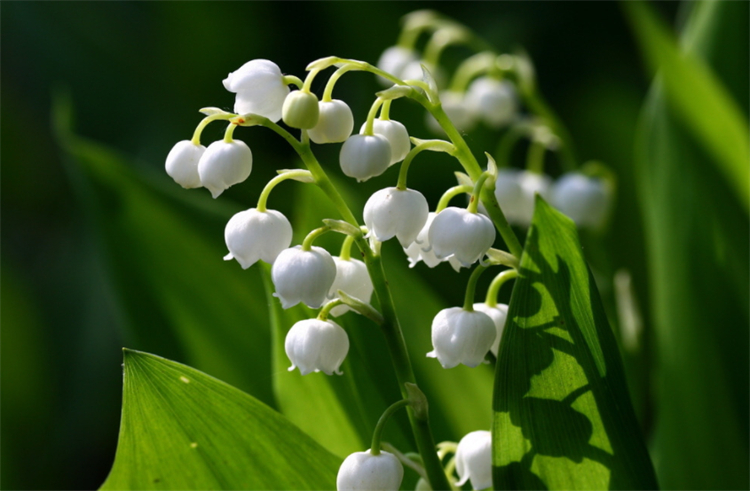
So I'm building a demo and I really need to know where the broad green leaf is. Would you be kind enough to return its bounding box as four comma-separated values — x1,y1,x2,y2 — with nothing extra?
100,349,341,490
634,3,749,488
493,198,657,490
54,97,275,404
623,1,750,209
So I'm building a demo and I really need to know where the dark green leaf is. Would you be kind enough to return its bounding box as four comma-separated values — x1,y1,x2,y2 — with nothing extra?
633,3,749,488
623,0,750,209
100,349,341,490
54,96,275,404
492,198,657,490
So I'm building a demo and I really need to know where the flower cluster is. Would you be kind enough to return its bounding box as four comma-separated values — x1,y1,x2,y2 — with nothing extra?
164,10,615,489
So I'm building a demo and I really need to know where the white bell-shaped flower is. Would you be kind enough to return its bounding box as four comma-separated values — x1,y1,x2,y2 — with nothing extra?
403,212,464,272
466,77,518,128
309,100,354,144
455,431,492,490
426,91,476,135
427,307,496,368
364,187,429,248
551,173,610,229
165,140,205,189
377,46,419,85
494,169,552,227
223,208,292,269
473,302,509,356
429,207,495,267
282,90,320,129
359,119,410,166
223,59,290,123
285,318,349,376
339,134,391,182
337,450,404,491
198,139,253,198
271,245,336,309
328,257,373,317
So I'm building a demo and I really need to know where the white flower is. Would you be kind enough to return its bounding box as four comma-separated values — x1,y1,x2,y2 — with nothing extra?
455,431,492,490
282,90,320,129
272,246,336,309
428,207,495,267
427,307,496,368
377,46,419,85
340,134,391,182
337,450,404,491
328,257,373,317
426,91,476,135
551,173,610,229
285,318,349,376
473,303,509,356
223,208,292,268
359,119,410,166
198,139,253,198
309,100,354,144
466,77,517,128
403,212,464,272
364,187,429,247
165,140,205,189
223,59,290,123
494,169,552,227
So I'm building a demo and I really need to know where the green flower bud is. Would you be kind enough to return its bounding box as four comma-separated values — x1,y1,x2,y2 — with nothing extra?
282,90,320,129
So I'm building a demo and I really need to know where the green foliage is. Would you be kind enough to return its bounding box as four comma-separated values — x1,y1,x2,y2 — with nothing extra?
493,198,658,490
624,1,750,209
100,349,341,490
630,2,750,489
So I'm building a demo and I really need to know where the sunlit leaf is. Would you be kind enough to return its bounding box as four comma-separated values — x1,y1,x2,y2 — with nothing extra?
493,198,657,490
624,0,750,209
100,350,340,490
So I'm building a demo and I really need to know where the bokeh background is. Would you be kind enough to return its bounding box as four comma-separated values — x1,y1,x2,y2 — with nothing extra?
2,2,747,490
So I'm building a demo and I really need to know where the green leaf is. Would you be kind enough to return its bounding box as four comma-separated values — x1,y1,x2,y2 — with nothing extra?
634,3,749,488
101,349,341,490
492,198,658,490
54,96,275,404
623,0,750,210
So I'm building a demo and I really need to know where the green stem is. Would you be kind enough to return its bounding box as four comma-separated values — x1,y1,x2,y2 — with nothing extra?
317,298,344,321
223,122,238,143
282,75,304,89
256,170,312,212
449,51,497,93
322,65,354,102
463,264,488,311
526,139,547,174
364,98,385,135
191,113,233,145
467,172,490,214
397,140,456,190
379,99,392,120
371,399,411,455
485,268,518,307
436,184,473,212
339,234,355,261
302,68,321,92
301,226,331,251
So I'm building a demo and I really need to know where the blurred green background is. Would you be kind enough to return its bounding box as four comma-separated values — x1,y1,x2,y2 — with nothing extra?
2,2,747,490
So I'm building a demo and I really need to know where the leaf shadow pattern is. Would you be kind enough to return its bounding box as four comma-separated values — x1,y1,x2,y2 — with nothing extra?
493,198,658,490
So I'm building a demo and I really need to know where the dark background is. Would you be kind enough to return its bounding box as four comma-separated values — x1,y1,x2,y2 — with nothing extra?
2,2,693,490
